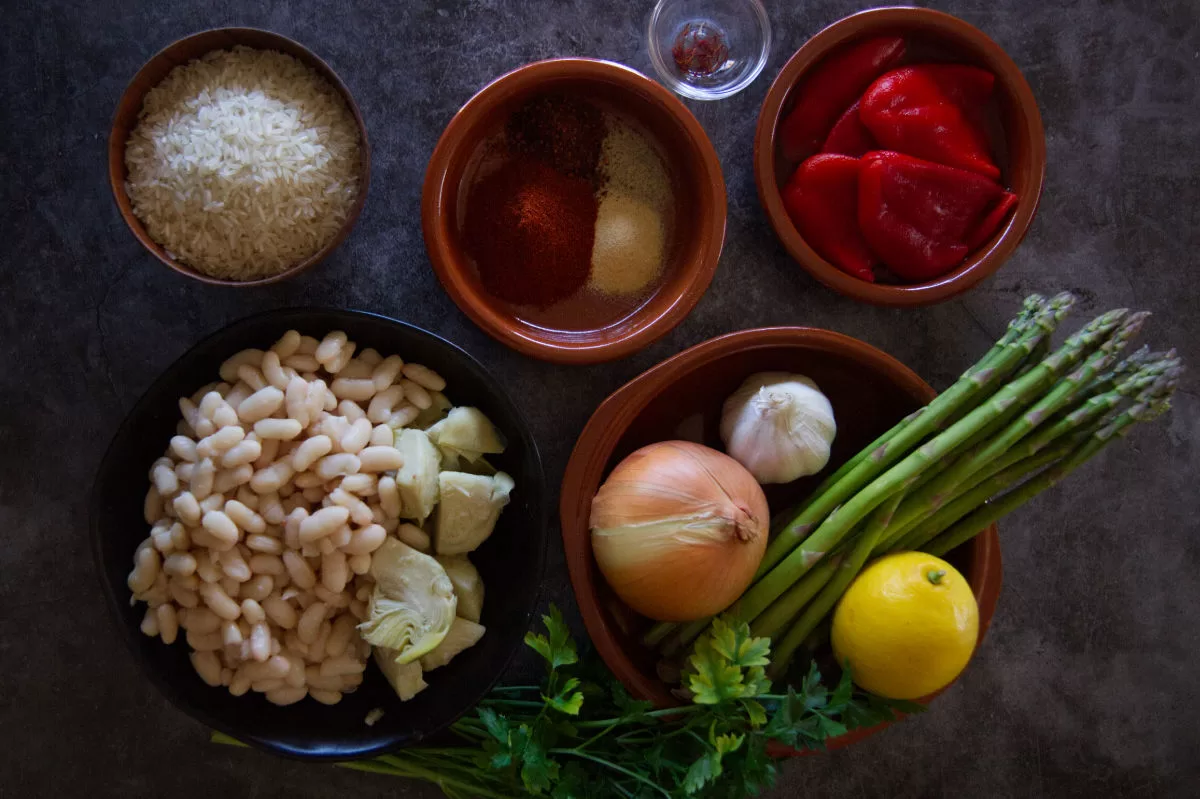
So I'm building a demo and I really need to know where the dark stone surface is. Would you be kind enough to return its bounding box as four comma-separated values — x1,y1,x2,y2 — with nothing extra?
2,0,1197,796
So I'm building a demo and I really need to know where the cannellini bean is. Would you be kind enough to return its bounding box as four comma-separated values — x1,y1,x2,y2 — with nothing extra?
284,354,320,373
402,363,447,392
220,439,262,468
338,399,366,423
170,435,198,463
340,473,377,496
270,330,301,359
371,355,404,392
325,341,356,374
315,331,348,367
198,391,224,421
306,379,330,420
241,574,274,602
140,608,160,637
299,506,350,544
330,489,373,526
197,425,245,458
358,446,403,473
253,437,280,471
388,404,421,429
283,550,318,589
399,379,432,409
183,607,221,634
200,582,241,620
198,493,225,515
292,435,333,472
368,424,393,448
224,500,266,534
152,463,179,497
213,402,241,430
259,492,285,525
315,453,360,481
293,470,324,489
285,375,310,428
191,458,215,501
201,510,239,550
266,686,307,706
220,575,241,599
249,622,272,662
238,386,285,424
240,598,266,625
261,351,289,390
152,525,175,553
319,655,366,678
187,629,223,652
377,477,402,518
309,689,342,705
250,461,294,495
340,418,372,454
356,348,382,368
338,359,373,380
191,651,222,686
324,614,357,659
163,552,197,577
219,349,265,384
222,620,244,648
127,546,160,593
224,382,252,411
169,580,199,609
396,523,431,552
143,486,163,525
248,551,285,574
235,485,260,510
218,548,252,582
245,534,283,554
157,604,179,644
262,596,298,629
174,462,195,484
330,378,376,402
179,397,202,436
366,385,404,424
195,554,221,584
236,364,267,392
254,418,302,440
297,602,327,645
212,464,253,494
348,553,372,575
321,551,349,594
344,524,387,556
349,599,369,621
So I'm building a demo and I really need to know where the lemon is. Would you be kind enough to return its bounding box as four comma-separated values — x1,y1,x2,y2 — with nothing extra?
831,552,978,700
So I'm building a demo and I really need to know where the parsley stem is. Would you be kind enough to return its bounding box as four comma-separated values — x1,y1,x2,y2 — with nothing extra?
489,684,541,692
375,756,509,799
551,749,672,798
479,698,545,708
575,705,702,728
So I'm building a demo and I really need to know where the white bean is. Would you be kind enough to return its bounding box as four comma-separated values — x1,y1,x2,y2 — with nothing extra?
299,506,350,544
219,349,265,383
198,493,225,515
140,607,160,637
329,489,374,526
242,574,274,602
224,500,265,534
235,485,260,510
201,510,239,550
261,351,289,390
377,476,402,518
343,523,387,556
396,523,431,552
191,651,222,686
284,354,320,373
157,604,179,644
254,418,302,440
259,492,285,525
222,620,244,648
169,580,199,608
249,622,272,662
348,553,372,575
197,425,245,458
219,576,241,599
236,363,268,392
368,424,393,448
339,359,373,380
213,464,253,494
220,440,262,468
319,655,366,678
306,379,330,420
240,598,266,625
325,341,356,374
315,331,348,367
174,462,194,484
272,330,302,359
170,435,198,463
388,404,421,428
366,385,405,424
143,486,163,525
338,399,366,423
253,437,280,471
399,379,432,409
340,473,377,496
266,686,307,706
218,548,252,582
309,689,342,705
401,362,447,392
330,378,376,402
238,386,285,424
127,546,160,593
321,550,349,594
152,463,179,498
292,435,333,472
247,553,284,576
179,397,202,436
187,629,223,652
183,607,221,634
198,391,224,421
315,453,360,481
283,550,318,589
263,596,298,629
163,552,197,578
224,382,252,411
250,461,294,495
297,602,328,645
191,458,215,501
340,418,372,454
200,582,241,620
371,355,405,392
245,534,282,554
358,446,403,473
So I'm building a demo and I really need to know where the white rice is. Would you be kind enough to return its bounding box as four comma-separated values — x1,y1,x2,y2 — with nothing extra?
125,46,362,280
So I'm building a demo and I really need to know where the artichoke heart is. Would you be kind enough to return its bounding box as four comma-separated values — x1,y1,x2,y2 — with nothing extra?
395,428,441,522
374,648,428,701
428,407,506,463
434,471,515,555
419,617,486,671
358,538,457,664
437,554,485,623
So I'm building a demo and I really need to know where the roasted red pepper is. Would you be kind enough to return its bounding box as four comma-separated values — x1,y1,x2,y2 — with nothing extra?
820,99,878,157
778,36,906,161
857,151,1018,281
860,65,1000,179
782,154,877,282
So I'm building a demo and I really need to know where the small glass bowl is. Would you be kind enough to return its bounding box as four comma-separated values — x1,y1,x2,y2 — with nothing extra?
647,0,771,101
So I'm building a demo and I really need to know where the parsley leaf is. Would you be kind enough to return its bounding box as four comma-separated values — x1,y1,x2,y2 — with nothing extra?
525,606,578,670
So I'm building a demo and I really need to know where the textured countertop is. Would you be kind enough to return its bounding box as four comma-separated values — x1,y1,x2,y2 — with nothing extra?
2,1,1198,796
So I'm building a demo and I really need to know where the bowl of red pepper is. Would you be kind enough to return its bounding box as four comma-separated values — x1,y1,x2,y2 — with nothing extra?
423,58,726,364
754,7,1045,305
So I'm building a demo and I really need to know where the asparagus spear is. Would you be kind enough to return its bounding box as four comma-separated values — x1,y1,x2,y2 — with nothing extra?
756,294,1072,579
879,310,1144,544
734,302,1122,630
923,377,1178,558
767,495,905,678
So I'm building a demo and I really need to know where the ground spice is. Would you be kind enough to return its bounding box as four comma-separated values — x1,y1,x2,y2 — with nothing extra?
506,94,607,182
464,158,597,307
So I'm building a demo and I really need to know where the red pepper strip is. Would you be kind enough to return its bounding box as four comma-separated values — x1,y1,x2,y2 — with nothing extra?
778,36,906,161
860,64,1000,179
857,151,1018,282
820,99,878,157
782,154,877,282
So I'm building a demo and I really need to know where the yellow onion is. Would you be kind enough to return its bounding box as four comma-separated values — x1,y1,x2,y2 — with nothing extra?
589,441,770,622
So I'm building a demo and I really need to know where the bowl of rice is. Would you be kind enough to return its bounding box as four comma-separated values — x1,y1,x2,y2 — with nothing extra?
109,28,371,286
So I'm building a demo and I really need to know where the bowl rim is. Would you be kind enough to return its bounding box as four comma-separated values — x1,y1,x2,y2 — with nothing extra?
753,6,1047,306
421,56,727,364
89,307,549,760
559,326,1003,748
107,26,373,287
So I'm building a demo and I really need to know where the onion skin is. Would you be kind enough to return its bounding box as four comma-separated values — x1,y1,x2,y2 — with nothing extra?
589,441,770,621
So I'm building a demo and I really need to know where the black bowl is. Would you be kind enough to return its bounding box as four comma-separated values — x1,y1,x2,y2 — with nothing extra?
90,308,548,760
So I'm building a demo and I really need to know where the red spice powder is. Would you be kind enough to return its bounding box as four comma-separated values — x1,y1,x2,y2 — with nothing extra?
464,158,597,307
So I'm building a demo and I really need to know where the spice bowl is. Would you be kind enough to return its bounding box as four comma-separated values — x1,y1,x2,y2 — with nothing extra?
755,7,1045,305
559,327,1002,750
647,0,772,101
109,27,371,287
423,58,727,364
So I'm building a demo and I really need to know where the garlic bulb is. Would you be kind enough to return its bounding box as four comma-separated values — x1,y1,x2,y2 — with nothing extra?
719,372,836,484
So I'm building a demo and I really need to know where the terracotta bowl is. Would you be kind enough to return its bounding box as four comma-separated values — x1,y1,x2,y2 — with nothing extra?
422,58,726,364
754,7,1045,305
109,28,371,287
560,327,1003,751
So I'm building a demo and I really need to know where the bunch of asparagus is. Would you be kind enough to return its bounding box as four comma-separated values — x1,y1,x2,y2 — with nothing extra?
646,293,1181,680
